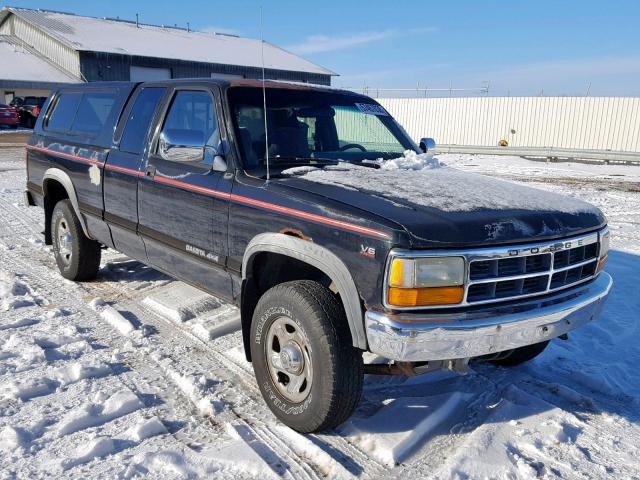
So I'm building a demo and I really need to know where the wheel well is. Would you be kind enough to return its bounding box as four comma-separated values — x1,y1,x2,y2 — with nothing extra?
241,251,334,362
43,179,69,245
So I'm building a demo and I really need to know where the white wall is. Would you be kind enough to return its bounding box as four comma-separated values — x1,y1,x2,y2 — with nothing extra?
4,14,81,79
378,97,640,153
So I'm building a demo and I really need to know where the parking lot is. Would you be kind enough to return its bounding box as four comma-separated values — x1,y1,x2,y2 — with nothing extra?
1,146,639,478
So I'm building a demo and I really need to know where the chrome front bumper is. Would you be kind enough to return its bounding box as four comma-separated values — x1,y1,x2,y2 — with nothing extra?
366,272,612,362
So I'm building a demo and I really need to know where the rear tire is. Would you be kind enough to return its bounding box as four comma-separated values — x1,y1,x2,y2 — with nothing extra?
489,340,550,366
51,199,101,281
250,280,363,433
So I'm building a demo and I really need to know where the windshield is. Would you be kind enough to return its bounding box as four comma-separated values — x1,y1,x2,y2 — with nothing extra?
227,87,416,171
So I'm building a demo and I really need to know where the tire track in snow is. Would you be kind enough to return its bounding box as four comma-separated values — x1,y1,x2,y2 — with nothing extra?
121,299,324,480
0,240,180,475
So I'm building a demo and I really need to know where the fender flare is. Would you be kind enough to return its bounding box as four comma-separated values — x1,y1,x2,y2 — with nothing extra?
242,233,367,349
43,168,92,239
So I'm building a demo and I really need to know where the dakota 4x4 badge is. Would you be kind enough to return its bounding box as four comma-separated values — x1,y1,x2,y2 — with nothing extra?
185,244,219,263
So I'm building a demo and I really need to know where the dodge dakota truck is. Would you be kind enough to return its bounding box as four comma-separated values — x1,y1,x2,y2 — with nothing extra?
24,79,612,432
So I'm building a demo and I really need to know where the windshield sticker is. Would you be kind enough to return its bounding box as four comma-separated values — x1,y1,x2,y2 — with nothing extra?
355,103,389,116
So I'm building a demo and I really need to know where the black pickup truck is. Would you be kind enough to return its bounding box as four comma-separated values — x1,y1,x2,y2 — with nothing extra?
24,79,612,432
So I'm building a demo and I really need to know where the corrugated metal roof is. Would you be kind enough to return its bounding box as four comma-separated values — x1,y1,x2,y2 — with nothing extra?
1,7,334,76
0,34,78,83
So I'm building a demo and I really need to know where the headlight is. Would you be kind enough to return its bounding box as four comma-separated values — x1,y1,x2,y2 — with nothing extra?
597,228,610,272
387,256,465,307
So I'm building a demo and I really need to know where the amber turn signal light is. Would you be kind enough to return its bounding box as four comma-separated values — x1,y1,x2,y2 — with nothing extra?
388,286,464,307
596,254,608,273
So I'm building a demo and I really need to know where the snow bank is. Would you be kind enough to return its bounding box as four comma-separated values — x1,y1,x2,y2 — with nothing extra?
0,271,39,311
435,386,593,479
88,297,136,336
1,377,57,401
142,282,221,323
124,450,195,478
100,306,136,336
0,425,29,452
339,392,471,466
62,436,116,470
292,151,597,214
202,440,279,479
88,297,106,310
57,389,143,437
52,360,111,386
125,416,167,442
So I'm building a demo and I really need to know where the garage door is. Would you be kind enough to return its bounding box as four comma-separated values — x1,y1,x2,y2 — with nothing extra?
210,73,243,81
130,66,172,81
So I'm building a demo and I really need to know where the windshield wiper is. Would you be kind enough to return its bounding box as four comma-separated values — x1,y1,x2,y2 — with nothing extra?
268,156,338,165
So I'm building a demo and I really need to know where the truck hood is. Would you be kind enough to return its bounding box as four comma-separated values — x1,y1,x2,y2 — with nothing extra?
278,164,606,248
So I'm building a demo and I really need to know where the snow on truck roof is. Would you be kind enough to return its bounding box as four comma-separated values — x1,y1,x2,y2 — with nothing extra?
0,7,334,76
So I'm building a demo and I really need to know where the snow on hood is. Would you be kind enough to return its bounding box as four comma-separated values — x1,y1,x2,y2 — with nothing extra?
287,150,597,214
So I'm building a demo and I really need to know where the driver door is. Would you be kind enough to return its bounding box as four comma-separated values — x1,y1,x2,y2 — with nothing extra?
137,87,232,299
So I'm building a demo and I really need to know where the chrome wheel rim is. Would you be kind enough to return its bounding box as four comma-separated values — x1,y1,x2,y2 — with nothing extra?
56,217,72,266
265,316,313,403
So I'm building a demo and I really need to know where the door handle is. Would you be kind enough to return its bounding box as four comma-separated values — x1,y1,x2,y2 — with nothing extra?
145,165,156,177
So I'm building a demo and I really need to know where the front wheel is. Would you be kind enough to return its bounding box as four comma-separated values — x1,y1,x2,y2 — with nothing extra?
250,280,363,433
51,199,101,281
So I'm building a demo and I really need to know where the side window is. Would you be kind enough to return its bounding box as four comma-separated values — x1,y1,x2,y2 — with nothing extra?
46,93,82,131
72,92,116,135
159,90,219,165
120,87,165,154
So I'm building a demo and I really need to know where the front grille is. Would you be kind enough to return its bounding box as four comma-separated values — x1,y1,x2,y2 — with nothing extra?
466,232,600,305
385,229,606,310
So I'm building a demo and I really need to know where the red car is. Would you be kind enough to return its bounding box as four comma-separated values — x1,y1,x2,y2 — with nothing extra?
0,104,19,129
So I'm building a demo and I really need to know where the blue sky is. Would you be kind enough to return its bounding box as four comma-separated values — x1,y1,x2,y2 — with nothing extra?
6,0,640,95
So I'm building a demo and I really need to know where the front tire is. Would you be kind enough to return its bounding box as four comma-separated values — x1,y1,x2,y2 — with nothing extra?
250,280,364,433
51,199,101,281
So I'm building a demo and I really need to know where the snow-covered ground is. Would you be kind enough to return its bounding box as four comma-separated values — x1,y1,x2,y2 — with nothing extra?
0,128,31,135
1,148,639,479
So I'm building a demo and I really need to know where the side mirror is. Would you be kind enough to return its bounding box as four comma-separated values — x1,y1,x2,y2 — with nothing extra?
159,129,205,163
204,139,230,172
419,137,436,155
214,138,231,157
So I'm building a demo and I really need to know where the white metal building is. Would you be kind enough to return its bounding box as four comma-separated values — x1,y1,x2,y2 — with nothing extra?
377,97,640,158
0,7,334,104
0,33,76,103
